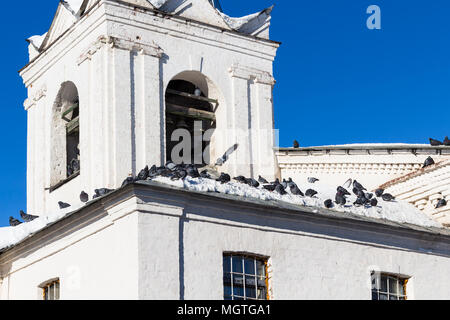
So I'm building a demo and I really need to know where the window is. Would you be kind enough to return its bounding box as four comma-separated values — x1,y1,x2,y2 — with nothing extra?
223,253,269,300
371,272,408,300
41,279,60,300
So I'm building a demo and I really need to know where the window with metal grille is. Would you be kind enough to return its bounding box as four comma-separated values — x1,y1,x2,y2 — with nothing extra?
371,272,408,300
42,279,60,300
223,253,269,300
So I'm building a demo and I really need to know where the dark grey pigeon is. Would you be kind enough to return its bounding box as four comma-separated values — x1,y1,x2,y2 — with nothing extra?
271,178,280,186
423,156,435,168
20,210,38,222
375,188,385,197
429,138,443,146
308,177,319,184
335,192,347,206
293,140,300,148
233,176,247,184
337,186,351,196
58,201,71,209
122,176,135,187
381,193,395,202
370,198,378,207
436,199,447,209
199,170,210,179
324,199,333,209
216,144,239,166
246,178,260,188
95,188,114,197
137,166,149,181
444,137,450,146
216,173,231,184
281,179,288,189
353,180,366,191
186,166,200,178
263,184,277,192
305,189,318,198
354,197,367,207
80,191,89,203
275,184,287,195
286,178,296,189
258,176,269,184
290,184,304,196
9,216,22,227
352,187,360,196
365,193,374,200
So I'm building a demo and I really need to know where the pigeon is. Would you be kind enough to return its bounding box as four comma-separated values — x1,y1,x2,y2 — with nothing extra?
444,137,450,146
370,198,378,207
436,199,447,209
354,197,367,206
58,201,71,209
20,210,38,222
335,192,347,206
9,216,22,227
375,188,385,197
286,178,296,189
305,189,318,198
337,186,351,196
290,184,304,196
165,161,177,171
423,156,435,168
293,140,300,148
80,191,89,203
263,184,277,192
281,179,288,189
122,176,135,187
353,180,366,191
275,184,287,195
186,165,200,178
353,187,360,196
199,170,211,179
94,188,114,198
136,166,149,181
271,178,281,186
233,176,247,184
258,176,269,184
216,173,231,184
324,199,333,209
170,170,186,181
246,178,260,188
381,193,395,202
216,144,239,166
365,193,374,200
308,177,319,184
429,138,443,146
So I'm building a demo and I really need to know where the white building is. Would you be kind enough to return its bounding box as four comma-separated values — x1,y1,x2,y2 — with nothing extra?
1,0,450,300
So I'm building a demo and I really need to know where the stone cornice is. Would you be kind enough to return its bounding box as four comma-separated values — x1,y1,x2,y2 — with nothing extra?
228,64,275,85
77,35,164,65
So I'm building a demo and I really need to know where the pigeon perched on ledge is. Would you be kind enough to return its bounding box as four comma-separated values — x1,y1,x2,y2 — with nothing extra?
20,210,38,222
58,201,71,209
436,199,447,209
80,191,89,203
429,138,443,146
381,193,395,202
423,156,435,168
9,217,22,227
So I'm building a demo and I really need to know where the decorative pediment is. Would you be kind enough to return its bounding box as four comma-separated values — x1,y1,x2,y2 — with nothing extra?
26,0,274,60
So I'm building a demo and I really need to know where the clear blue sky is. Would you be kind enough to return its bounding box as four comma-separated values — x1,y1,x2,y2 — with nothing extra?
0,0,449,226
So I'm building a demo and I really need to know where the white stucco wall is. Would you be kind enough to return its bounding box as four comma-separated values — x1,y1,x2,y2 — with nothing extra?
2,185,450,300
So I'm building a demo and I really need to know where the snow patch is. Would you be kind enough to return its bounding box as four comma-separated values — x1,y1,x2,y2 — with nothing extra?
26,33,47,50
147,0,170,9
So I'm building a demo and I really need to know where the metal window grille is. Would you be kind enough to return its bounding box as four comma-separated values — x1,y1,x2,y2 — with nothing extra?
371,272,408,300
223,254,269,301
42,280,60,301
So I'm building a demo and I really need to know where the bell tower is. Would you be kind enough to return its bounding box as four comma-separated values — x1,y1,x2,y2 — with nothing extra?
20,0,280,216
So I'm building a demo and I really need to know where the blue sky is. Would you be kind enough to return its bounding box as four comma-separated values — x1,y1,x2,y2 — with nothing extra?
0,0,449,225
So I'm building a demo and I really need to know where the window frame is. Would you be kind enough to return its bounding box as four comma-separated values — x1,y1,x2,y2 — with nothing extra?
371,272,409,300
223,252,270,301
39,278,60,301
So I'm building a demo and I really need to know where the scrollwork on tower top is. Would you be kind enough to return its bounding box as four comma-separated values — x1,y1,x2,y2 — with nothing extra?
228,63,276,85
77,36,164,65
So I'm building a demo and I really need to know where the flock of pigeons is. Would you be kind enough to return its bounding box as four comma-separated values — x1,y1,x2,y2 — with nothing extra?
429,137,450,146
8,138,449,227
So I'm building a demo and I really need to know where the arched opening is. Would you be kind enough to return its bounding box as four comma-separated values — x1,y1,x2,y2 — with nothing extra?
51,81,80,188
165,72,219,166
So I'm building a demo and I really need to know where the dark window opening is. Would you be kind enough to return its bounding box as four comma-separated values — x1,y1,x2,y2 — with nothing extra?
63,102,80,178
165,80,217,166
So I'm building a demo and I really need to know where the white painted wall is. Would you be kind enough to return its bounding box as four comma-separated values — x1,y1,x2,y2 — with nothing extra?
2,188,450,300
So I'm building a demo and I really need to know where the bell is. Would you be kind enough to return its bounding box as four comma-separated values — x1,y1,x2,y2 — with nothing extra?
176,119,189,130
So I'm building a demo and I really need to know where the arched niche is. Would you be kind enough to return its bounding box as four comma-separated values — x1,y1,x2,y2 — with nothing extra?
164,71,225,167
50,81,80,188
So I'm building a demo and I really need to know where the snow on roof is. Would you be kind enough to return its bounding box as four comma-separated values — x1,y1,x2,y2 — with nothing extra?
279,143,435,150
0,174,442,253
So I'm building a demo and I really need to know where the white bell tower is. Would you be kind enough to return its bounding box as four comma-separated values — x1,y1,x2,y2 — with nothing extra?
20,0,280,216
